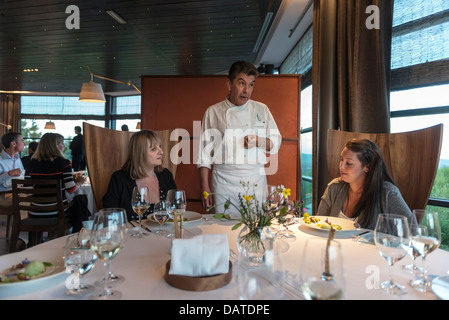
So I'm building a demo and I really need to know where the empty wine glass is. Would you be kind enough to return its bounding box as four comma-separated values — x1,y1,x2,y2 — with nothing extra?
236,245,285,300
374,214,410,295
64,234,97,296
89,208,126,300
166,189,186,238
299,238,345,300
130,186,150,238
152,200,172,236
402,209,425,274
409,211,442,292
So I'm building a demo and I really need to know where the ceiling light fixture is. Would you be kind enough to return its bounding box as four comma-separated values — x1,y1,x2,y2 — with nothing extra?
106,10,127,24
44,121,56,130
79,65,141,103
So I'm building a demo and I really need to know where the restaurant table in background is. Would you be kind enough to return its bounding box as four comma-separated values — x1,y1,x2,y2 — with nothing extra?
0,215,448,300
76,178,97,215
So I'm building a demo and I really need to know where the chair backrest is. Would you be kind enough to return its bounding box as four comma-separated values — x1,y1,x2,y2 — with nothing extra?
326,124,443,211
12,178,70,223
83,123,179,211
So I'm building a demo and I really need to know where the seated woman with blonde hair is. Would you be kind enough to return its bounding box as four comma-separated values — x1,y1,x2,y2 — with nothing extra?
317,138,412,229
103,130,176,222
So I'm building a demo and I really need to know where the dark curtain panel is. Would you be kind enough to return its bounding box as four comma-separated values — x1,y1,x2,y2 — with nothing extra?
0,93,21,149
312,0,394,212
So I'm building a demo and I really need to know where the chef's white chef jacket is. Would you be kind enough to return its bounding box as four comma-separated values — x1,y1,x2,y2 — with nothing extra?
198,98,282,218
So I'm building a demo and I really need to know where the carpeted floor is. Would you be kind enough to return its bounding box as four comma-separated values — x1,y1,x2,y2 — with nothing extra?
0,215,26,255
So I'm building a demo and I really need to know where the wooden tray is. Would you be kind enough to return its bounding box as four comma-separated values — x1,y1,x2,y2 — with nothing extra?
164,260,232,291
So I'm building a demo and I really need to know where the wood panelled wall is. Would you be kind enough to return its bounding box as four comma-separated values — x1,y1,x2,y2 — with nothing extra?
141,75,301,214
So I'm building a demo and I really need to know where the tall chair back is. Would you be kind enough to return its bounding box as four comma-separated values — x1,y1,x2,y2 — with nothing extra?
326,124,443,211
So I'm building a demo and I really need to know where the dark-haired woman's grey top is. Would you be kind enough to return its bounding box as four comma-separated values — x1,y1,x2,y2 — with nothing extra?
317,178,412,230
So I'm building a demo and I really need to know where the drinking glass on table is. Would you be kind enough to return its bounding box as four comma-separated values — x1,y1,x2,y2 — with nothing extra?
64,234,97,296
374,214,410,295
409,211,442,292
152,200,172,236
299,238,345,300
167,189,186,237
89,208,126,300
130,186,150,238
402,209,425,274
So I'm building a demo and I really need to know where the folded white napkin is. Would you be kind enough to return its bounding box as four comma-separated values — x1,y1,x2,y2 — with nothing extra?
169,234,230,277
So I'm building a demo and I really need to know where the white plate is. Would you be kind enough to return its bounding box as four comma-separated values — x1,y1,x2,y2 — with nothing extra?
146,211,203,225
298,216,359,232
432,275,449,300
0,249,65,288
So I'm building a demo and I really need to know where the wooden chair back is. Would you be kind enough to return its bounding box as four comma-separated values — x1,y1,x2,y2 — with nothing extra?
326,124,443,211
83,123,179,211
10,178,72,252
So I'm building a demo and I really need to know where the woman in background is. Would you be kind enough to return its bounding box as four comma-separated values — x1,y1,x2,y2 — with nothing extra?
25,132,85,218
317,138,411,229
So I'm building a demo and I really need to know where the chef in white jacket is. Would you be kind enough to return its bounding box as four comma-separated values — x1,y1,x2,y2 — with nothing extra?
198,61,282,218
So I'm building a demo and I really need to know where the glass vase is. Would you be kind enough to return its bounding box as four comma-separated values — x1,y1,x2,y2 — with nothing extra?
237,226,274,265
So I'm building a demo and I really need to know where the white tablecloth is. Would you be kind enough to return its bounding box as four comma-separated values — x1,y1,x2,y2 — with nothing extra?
1,216,448,300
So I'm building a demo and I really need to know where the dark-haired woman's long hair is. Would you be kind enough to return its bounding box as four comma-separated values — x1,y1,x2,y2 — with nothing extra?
346,139,395,228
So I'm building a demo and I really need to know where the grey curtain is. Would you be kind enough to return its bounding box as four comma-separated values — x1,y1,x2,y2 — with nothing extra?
312,0,394,212
0,93,21,148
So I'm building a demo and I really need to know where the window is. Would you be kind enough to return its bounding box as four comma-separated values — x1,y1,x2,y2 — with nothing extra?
391,0,449,250
280,25,313,211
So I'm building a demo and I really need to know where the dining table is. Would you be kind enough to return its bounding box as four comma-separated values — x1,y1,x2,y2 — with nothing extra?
0,212,448,301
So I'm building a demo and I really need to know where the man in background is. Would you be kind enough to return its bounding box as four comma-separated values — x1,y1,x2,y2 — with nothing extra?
21,140,38,169
0,132,25,193
69,126,85,172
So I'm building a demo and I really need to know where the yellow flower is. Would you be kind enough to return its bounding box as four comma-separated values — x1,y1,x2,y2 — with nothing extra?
283,188,291,197
243,195,253,202
203,191,209,199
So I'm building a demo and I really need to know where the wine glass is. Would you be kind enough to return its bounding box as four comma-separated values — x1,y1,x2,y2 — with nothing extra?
374,214,410,295
93,208,128,288
130,186,150,238
409,211,442,292
89,208,126,300
402,209,425,274
166,189,186,237
64,234,97,296
299,238,345,300
236,245,285,300
152,200,172,236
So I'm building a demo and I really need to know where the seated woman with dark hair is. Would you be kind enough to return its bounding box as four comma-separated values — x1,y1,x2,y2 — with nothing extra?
102,130,177,222
317,138,412,230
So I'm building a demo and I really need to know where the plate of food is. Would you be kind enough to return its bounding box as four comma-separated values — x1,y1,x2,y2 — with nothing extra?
298,214,359,232
0,250,65,287
146,211,203,225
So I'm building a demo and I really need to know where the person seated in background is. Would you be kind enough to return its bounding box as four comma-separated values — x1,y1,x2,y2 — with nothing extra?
317,138,412,230
25,132,86,217
103,130,176,222
0,131,25,193
21,141,38,170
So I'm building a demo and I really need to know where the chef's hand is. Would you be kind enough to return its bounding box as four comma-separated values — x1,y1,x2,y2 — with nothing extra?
244,134,258,149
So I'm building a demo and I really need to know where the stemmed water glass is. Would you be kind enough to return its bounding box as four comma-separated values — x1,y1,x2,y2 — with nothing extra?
402,209,425,274
64,234,97,296
166,189,186,237
152,200,172,236
89,208,126,300
299,238,345,300
409,211,442,292
131,186,150,238
374,214,410,295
